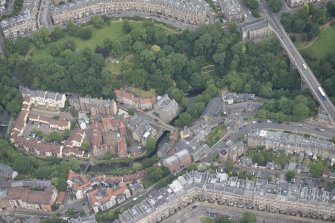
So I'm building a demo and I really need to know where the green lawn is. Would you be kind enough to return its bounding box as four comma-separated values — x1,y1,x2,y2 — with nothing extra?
302,25,335,59
105,62,122,75
203,125,226,147
30,20,176,61
29,19,176,75
200,217,215,223
129,87,156,98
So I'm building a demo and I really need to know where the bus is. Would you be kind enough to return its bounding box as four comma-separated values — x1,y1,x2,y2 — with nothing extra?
318,87,326,99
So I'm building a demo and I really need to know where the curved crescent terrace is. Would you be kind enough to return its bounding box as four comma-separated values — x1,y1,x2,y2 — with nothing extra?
51,0,209,26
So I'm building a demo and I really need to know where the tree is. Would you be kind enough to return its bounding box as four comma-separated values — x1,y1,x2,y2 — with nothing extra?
80,143,89,152
123,19,133,33
146,166,164,182
32,27,50,48
151,45,161,54
285,170,296,182
15,37,30,55
225,160,235,174
69,106,78,118
77,28,92,40
243,0,259,10
240,212,257,223
132,163,143,171
292,103,310,118
326,2,335,17
36,166,52,179
128,109,135,116
49,43,62,57
130,27,147,42
311,160,324,177
292,19,305,33
145,137,156,154
104,39,123,56
267,0,282,12
13,157,33,174
4,39,15,56
66,21,79,34
45,131,64,143
188,101,206,118
174,112,192,128
52,203,59,211
50,26,64,41
91,15,105,28
62,39,76,51
32,129,44,138
40,218,67,223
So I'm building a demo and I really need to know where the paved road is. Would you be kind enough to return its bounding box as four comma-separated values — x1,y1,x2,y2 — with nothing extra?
252,122,335,139
200,120,335,163
39,0,52,28
163,202,324,223
260,0,335,124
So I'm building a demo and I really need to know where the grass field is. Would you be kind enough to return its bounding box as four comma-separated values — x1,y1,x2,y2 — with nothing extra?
130,87,156,98
28,19,176,75
301,25,335,59
30,20,176,61
203,125,226,148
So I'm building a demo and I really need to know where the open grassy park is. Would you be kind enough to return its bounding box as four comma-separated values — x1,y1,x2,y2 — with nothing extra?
301,25,335,59
28,19,177,74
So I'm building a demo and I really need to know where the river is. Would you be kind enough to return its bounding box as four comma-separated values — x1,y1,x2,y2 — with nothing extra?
0,106,10,138
82,130,169,173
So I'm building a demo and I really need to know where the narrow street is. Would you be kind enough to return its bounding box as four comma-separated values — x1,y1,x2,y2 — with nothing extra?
163,202,328,223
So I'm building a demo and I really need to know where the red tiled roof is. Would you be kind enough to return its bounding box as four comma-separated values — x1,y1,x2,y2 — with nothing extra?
7,185,56,206
123,171,146,182
67,170,91,191
87,182,128,206
56,191,66,205
118,138,127,158
140,98,152,105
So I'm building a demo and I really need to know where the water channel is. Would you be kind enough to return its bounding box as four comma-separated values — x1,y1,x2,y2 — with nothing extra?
82,130,169,173
0,106,10,138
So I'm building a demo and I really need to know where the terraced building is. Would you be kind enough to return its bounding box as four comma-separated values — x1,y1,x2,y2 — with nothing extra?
51,0,209,26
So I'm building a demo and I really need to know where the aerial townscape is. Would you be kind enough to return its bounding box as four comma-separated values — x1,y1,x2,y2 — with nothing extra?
0,0,335,222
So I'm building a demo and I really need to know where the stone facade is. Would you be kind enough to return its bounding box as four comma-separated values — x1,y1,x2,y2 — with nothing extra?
6,183,57,212
52,0,208,26
286,0,317,7
241,19,272,42
218,0,244,22
219,142,245,163
246,128,335,160
0,0,41,39
120,171,335,223
154,94,179,123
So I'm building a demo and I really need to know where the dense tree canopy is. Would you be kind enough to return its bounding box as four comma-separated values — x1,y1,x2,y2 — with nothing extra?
240,212,257,223
285,170,296,182
311,159,325,177
302,52,335,104
281,4,331,41
1,19,316,123
243,0,260,17
267,0,282,12
0,137,80,191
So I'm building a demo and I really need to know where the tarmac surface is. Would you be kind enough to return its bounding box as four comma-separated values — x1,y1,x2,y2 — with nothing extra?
163,202,328,223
